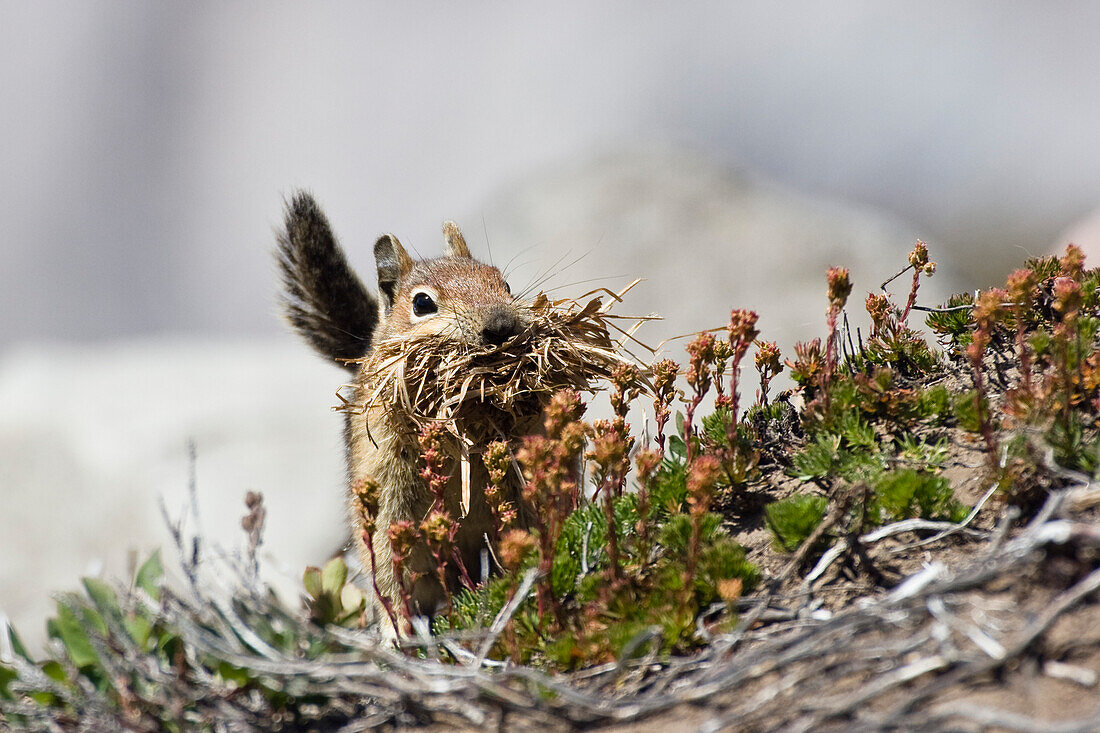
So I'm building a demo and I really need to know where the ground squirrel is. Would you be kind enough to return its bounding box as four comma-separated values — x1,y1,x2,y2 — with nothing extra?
275,192,536,634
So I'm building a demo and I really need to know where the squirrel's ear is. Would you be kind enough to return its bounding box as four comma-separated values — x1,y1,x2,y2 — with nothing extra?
442,221,471,259
375,234,413,311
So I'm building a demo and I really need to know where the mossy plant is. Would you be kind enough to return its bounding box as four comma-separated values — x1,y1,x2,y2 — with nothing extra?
765,494,828,552
870,469,966,524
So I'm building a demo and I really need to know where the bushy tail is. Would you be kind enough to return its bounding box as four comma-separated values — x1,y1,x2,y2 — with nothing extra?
275,192,377,369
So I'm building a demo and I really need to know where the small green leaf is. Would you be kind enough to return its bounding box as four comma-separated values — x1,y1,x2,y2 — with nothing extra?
321,558,348,597
41,660,68,683
302,566,323,599
82,578,121,622
340,583,365,613
217,661,253,689
6,623,32,662
124,614,154,651
0,664,17,700
52,603,98,669
765,494,828,552
135,550,163,600
29,690,61,706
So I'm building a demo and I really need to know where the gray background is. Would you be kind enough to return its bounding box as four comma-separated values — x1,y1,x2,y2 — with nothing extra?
4,2,1100,346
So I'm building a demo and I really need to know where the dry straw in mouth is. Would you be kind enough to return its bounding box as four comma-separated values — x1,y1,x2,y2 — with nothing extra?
338,280,654,449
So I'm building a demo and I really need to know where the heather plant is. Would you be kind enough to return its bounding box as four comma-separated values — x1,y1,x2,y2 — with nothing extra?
844,245,941,379
767,242,968,553
931,245,1100,499
437,322,765,667
765,494,828,552
754,340,784,406
772,240,1100,558
414,241,993,661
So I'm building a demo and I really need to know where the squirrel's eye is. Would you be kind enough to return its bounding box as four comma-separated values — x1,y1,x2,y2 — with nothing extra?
412,291,437,317
504,282,512,296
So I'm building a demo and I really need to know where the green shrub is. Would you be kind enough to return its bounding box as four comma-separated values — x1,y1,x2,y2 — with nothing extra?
871,469,967,523
765,494,828,552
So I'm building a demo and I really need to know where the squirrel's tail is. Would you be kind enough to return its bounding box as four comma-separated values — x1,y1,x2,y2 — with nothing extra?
276,191,377,370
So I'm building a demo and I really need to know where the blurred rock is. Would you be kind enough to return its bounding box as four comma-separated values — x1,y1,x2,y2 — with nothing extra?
0,339,349,651
1055,206,1100,265
7,4,1100,347
477,147,966,358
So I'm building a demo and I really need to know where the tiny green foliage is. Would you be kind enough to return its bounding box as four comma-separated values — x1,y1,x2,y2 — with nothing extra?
861,325,941,377
791,433,843,480
781,242,978,552
550,495,639,600
302,557,366,627
790,431,882,483
871,469,967,523
833,409,876,449
134,550,163,600
744,400,788,424
439,407,761,668
1023,254,1061,280
1047,414,1100,477
1083,269,1100,310
808,365,941,430
440,574,516,633
437,488,759,667
765,494,828,552
49,601,100,670
895,434,949,468
899,244,1100,503
1029,327,1051,359
657,513,759,598
951,389,989,433
0,664,16,702
700,407,759,486
915,385,951,421
926,291,975,349
648,442,688,516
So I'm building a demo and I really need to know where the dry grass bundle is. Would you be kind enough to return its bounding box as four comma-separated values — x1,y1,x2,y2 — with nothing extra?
340,282,652,448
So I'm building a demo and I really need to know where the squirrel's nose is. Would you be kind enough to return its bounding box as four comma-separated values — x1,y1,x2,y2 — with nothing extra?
481,307,520,346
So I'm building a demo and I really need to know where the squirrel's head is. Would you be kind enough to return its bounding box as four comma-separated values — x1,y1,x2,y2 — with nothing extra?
374,222,531,347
